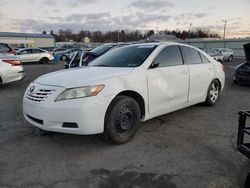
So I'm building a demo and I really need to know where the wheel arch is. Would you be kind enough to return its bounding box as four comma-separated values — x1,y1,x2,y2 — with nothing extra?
107,90,146,119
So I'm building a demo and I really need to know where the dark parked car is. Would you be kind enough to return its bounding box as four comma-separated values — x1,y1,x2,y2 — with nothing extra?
234,43,250,86
57,48,81,61
0,43,15,54
65,43,130,69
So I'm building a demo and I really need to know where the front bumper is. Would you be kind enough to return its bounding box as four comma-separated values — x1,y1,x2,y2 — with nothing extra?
23,83,111,135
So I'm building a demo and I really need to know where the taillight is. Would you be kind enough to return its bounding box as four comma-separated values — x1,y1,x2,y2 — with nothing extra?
8,49,16,54
221,64,225,72
2,60,21,66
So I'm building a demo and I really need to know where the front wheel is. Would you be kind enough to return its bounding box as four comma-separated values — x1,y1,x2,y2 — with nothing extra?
102,96,141,144
228,55,233,62
205,80,220,106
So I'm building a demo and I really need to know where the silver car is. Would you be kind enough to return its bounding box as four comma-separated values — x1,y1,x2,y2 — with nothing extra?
15,48,54,64
214,48,234,62
205,49,224,63
0,53,25,84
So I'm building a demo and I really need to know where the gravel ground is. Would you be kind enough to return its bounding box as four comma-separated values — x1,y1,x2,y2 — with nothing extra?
0,59,249,188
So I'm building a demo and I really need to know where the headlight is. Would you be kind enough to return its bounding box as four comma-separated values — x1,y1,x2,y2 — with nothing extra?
55,85,105,102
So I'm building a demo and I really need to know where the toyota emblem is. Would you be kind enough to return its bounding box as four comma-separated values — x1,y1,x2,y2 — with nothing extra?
29,86,35,93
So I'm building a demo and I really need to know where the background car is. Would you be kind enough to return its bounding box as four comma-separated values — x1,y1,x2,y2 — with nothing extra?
0,53,25,84
65,43,131,69
233,43,250,85
0,43,15,54
55,48,81,61
214,48,234,62
15,48,54,64
23,43,225,144
204,49,224,63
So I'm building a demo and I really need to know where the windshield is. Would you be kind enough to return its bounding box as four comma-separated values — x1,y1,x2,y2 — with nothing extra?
89,45,157,68
90,44,114,56
206,49,217,55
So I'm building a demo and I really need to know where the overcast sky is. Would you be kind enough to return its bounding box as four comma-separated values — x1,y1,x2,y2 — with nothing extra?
0,0,249,38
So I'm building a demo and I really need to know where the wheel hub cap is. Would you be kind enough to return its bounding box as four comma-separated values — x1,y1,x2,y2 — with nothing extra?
116,107,133,132
210,83,219,102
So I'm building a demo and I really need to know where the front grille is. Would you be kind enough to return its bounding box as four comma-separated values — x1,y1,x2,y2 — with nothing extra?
26,89,55,102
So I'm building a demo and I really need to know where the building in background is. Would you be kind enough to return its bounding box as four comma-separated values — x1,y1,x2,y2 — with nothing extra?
0,32,55,48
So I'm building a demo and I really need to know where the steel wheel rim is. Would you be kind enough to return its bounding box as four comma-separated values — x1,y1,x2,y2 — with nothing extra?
115,106,134,133
210,83,219,103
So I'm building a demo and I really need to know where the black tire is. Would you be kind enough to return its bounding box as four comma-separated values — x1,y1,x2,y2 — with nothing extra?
61,55,67,61
40,57,49,64
228,55,233,62
102,95,141,144
205,80,220,106
34,128,51,136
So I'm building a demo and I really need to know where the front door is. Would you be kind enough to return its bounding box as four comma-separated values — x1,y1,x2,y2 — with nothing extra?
147,45,189,115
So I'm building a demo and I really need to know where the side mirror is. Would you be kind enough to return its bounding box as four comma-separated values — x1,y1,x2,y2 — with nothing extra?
150,61,159,69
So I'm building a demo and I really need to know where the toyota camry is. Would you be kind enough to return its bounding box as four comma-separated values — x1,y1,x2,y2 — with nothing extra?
23,42,225,144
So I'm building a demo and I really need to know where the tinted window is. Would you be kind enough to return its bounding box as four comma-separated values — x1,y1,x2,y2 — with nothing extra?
199,53,210,63
154,46,183,67
0,44,10,52
181,46,202,65
90,45,114,56
19,49,32,54
89,45,157,67
32,49,43,53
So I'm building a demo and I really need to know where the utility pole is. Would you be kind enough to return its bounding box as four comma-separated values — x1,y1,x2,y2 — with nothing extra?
223,20,227,40
117,30,120,43
188,23,192,44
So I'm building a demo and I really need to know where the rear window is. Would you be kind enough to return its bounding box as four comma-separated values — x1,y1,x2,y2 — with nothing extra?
90,45,114,56
0,44,11,52
89,45,157,67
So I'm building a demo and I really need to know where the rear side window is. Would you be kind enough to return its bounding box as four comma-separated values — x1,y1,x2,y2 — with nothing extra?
154,45,183,67
199,53,210,63
181,46,202,65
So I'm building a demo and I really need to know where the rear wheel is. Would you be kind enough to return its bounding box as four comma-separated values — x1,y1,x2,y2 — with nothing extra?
40,57,49,64
102,96,141,144
61,55,67,61
205,80,220,106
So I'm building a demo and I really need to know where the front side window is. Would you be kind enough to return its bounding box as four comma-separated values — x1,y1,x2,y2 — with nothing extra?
19,49,32,54
181,46,202,65
89,45,157,67
154,45,183,67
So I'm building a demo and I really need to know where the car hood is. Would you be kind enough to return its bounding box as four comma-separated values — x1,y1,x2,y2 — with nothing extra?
35,67,134,88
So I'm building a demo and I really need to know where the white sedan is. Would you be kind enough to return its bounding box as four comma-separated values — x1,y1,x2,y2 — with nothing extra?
23,43,225,144
0,53,25,84
16,48,54,64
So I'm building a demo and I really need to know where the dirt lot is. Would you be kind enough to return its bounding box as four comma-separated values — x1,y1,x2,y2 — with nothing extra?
0,59,250,188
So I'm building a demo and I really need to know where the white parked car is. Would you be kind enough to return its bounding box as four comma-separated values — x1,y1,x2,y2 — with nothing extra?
0,53,25,84
214,48,234,62
16,48,54,64
205,49,224,63
23,43,225,144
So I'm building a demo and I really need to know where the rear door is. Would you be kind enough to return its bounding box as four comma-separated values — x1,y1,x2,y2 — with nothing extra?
147,45,189,115
32,49,44,61
180,46,214,103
